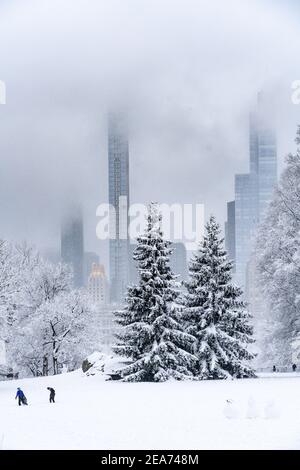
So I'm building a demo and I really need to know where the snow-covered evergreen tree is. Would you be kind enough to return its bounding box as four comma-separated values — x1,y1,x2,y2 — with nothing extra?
114,203,196,382
183,216,255,379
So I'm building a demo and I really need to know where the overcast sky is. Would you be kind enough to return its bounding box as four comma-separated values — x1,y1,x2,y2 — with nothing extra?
0,0,300,267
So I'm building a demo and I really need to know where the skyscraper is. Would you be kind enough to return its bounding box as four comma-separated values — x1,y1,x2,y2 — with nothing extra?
83,251,100,286
61,205,84,288
234,94,277,288
87,263,109,306
250,104,277,218
108,112,130,303
224,200,236,270
234,173,257,286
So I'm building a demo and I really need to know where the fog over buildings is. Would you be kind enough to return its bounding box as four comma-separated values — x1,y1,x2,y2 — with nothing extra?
0,0,300,274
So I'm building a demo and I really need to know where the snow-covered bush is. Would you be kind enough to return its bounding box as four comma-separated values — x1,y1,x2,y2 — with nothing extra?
82,351,126,378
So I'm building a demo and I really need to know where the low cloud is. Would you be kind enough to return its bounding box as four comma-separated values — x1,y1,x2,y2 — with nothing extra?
0,0,299,264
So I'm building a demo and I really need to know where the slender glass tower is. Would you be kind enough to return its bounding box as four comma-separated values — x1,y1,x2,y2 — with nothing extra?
108,112,130,303
224,200,236,271
234,94,277,288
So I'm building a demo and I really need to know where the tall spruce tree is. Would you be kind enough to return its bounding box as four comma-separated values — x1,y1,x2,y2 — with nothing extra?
183,216,255,379
114,203,196,382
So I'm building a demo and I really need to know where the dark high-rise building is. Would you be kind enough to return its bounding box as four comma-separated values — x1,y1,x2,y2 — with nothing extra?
224,200,236,270
108,112,130,303
61,205,84,288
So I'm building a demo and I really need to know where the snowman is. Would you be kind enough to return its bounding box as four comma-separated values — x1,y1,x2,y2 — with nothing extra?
223,399,240,419
246,396,260,419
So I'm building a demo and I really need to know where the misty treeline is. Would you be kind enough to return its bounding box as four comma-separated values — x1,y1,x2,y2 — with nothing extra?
114,204,255,382
255,126,300,365
0,243,96,376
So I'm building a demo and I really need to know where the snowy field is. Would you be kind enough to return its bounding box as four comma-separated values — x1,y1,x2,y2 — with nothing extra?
1,371,300,450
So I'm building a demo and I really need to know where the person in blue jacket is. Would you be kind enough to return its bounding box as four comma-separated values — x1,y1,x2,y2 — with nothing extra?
15,387,28,406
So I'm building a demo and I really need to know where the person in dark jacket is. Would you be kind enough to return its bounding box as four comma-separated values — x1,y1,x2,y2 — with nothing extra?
292,363,297,372
15,388,28,406
47,387,55,403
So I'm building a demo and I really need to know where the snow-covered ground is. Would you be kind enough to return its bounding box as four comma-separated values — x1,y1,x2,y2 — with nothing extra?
1,371,300,450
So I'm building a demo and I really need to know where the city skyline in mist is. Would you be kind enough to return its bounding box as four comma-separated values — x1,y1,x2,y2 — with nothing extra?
0,0,300,271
